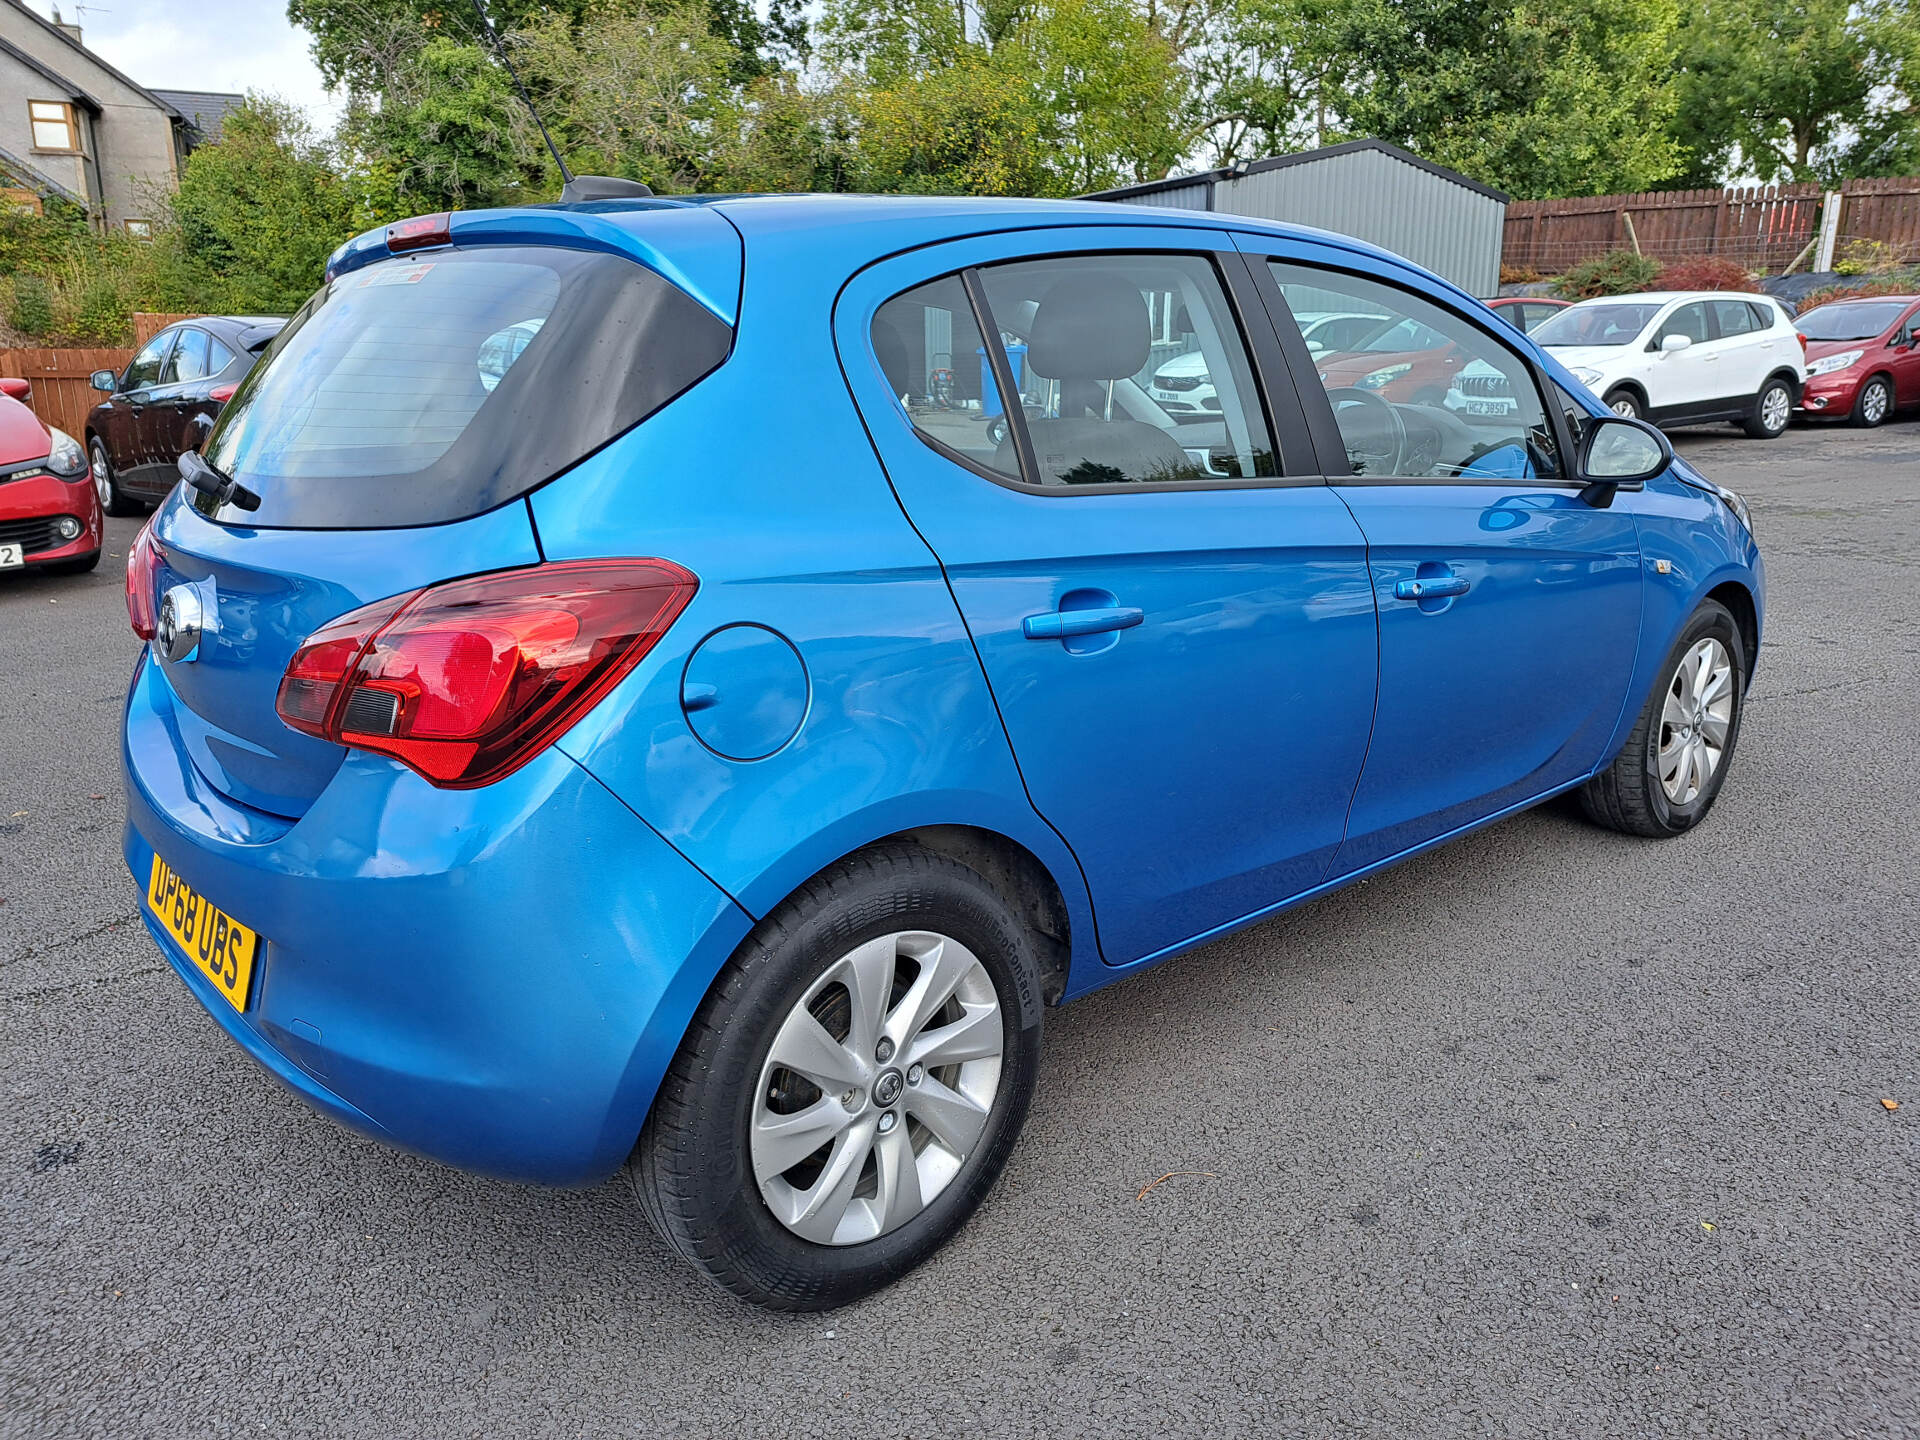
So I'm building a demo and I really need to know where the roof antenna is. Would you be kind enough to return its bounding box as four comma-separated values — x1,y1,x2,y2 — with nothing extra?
465,0,651,203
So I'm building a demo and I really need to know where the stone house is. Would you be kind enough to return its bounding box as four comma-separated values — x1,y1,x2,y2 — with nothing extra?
0,1,240,233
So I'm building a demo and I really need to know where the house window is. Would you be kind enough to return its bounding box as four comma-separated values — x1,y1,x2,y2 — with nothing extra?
29,101,79,153
123,219,153,240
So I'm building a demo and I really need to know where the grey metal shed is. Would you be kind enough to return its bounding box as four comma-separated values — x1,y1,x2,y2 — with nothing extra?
1084,140,1509,297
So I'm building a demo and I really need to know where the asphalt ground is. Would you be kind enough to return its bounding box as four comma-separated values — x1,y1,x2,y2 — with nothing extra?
2,419,1916,1438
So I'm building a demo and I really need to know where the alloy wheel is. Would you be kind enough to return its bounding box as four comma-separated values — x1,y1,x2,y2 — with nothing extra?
1861,380,1890,425
751,929,1005,1246
1657,637,1734,805
1760,383,1791,434
1610,395,1639,418
90,442,111,511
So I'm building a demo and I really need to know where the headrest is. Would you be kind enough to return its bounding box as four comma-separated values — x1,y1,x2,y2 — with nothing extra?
1026,274,1151,381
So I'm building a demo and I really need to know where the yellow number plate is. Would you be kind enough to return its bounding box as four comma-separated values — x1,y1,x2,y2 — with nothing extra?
147,855,259,1013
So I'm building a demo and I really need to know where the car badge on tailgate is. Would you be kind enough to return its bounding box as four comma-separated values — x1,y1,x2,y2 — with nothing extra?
157,581,214,664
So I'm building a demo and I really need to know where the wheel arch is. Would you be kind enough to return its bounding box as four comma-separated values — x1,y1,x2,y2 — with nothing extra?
1764,366,1802,399
1706,578,1760,683
1603,379,1648,409
607,819,1084,1177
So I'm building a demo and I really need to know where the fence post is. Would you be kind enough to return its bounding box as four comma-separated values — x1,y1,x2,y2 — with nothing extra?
1814,192,1844,272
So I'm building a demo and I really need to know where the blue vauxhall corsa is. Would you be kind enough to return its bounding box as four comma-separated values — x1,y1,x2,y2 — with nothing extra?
122,192,1763,1311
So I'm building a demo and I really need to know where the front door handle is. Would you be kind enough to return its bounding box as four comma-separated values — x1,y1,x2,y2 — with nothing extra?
1022,606,1144,640
1394,576,1470,601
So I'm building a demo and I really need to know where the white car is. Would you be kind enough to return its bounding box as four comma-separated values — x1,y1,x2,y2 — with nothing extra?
1149,312,1388,416
1533,291,1806,438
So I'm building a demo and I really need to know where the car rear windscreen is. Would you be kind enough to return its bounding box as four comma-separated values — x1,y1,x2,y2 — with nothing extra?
201,245,732,528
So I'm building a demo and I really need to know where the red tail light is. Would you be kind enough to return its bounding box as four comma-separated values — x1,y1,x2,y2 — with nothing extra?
208,382,238,403
1797,331,1809,359
125,519,161,640
275,560,698,789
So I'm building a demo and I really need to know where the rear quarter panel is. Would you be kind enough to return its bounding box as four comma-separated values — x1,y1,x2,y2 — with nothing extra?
531,220,1100,984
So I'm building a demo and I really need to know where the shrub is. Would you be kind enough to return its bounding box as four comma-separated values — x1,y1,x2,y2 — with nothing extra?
1833,239,1899,277
1652,256,1757,292
5,274,53,335
1553,249,1662,299
1499,262,1544,286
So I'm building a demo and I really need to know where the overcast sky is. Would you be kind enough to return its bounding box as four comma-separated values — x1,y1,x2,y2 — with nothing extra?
24,0,342,125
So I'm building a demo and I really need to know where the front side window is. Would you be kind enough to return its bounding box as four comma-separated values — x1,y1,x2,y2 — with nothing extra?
29,101,77,152
1269,261,1562,481
162,328,210,384
1656,302,1711,347
123,331,174,391
871,274,1016,482
975,253,1277,486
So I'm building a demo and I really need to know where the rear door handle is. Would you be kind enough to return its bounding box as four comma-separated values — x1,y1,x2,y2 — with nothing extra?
1394,576,1470,601
1022,606,1144,639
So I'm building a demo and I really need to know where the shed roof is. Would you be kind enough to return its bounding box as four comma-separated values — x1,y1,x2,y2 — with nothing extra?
1083,139,1509,207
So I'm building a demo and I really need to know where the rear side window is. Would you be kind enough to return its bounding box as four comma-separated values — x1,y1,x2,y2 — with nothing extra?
204,246,732,528
1713,300,1757,338
207,335,237,373
163,328,211,384
872,274,1019,482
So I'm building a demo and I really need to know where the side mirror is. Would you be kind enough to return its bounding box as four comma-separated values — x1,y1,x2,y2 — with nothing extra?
1659,333,1692,354
90,369,118,392
1579,415,1670,502
0,377,30,402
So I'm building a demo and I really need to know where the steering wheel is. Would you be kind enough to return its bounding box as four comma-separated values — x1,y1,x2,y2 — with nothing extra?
1323,386,1407,476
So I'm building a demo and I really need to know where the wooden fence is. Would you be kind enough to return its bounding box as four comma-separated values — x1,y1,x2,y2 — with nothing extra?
0,347,133,438
1504,177,1920,273
132,311,200,346
1504,184,1824,272
1834,177,1920,263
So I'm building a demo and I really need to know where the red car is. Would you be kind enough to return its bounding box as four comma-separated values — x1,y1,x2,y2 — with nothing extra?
0,378,103,576
1794,295,1920,427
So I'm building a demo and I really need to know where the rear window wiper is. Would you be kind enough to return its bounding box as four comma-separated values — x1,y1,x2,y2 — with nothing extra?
179,449,261,512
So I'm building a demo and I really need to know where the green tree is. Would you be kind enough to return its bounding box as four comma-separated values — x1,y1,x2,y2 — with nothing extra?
171,97,372,310
1294,0,1683,198
1673,0,1920,183
513,5,742,192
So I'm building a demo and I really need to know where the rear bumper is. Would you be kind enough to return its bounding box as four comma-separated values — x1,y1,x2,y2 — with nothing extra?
122,651,754,1186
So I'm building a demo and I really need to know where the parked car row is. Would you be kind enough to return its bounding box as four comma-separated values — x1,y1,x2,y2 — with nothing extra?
1143,287,1919,446
0,316,284,575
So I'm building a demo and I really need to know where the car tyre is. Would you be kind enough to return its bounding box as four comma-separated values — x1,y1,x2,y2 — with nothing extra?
90,437,140,516
1580,599,1745,838
633,843,1043,1312
1742,377,1793,439
1603,388,1643,420
1850,375,1893,429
